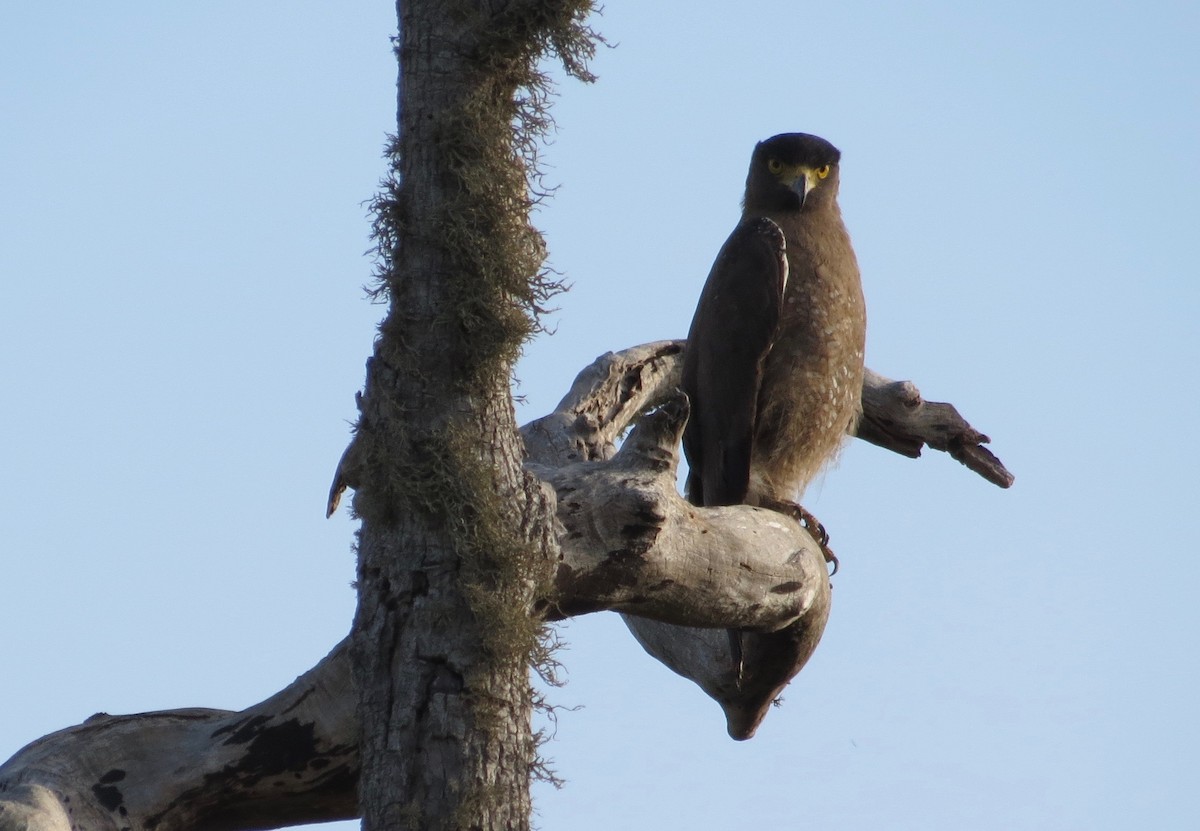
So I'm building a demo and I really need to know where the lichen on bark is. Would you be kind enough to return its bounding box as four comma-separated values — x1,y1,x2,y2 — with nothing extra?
348,3,603,830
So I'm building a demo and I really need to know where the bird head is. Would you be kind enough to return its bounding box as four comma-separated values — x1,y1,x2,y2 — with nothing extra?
744,133,842,214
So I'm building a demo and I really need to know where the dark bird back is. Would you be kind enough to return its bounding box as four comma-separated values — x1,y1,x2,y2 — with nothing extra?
682,132,866,509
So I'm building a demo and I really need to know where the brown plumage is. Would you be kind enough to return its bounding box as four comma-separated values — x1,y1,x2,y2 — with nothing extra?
683,132,866,511
681,133,866,699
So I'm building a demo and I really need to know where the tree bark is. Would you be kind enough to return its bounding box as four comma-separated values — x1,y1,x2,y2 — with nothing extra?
0,0,1020,823
520,340,1012,739
343,3,601,829
0,641,357,831
349,11,533,831
0,340,1012,830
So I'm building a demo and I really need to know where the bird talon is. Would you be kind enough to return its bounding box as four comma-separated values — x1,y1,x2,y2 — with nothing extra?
795,506,830,548
823,547,839,576
794,506,838,574
680,134,862,587
759,499,840,574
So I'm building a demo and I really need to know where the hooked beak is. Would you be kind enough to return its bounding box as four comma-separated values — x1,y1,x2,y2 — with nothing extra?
788,169,817,209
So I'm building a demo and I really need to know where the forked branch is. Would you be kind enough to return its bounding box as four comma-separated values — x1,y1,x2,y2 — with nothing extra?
1,342,1011,829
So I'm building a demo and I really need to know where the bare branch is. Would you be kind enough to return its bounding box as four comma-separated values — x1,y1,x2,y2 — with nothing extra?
520,341,1014,486
333,341,1013,518
856,367,1015,488
521,342,1013,738
2,341,1013,828
536,394,828,632
522,340,684,466
0,643,356,831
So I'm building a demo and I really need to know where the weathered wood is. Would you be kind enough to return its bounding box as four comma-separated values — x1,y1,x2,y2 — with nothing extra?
347,0,567,827
521,341,1013,489
856,367,1015,488
336,339,1013,738
533,393,828,631
0,642,356,831
521,341,1012,739
521,340,685,467
1,341,1012,828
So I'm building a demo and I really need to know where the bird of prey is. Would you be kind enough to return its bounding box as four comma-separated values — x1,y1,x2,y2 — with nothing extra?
683,132,865,513
681,132,866,683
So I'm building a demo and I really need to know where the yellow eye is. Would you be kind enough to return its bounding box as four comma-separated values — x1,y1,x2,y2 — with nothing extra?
816,164,831,179
767,158,783,174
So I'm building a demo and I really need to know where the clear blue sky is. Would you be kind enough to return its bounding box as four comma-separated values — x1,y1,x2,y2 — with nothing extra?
3,3,1198,829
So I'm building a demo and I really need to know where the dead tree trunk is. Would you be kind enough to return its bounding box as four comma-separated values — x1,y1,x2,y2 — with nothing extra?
343,2,598,830
0,340,1011,830
0,1,1015,828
